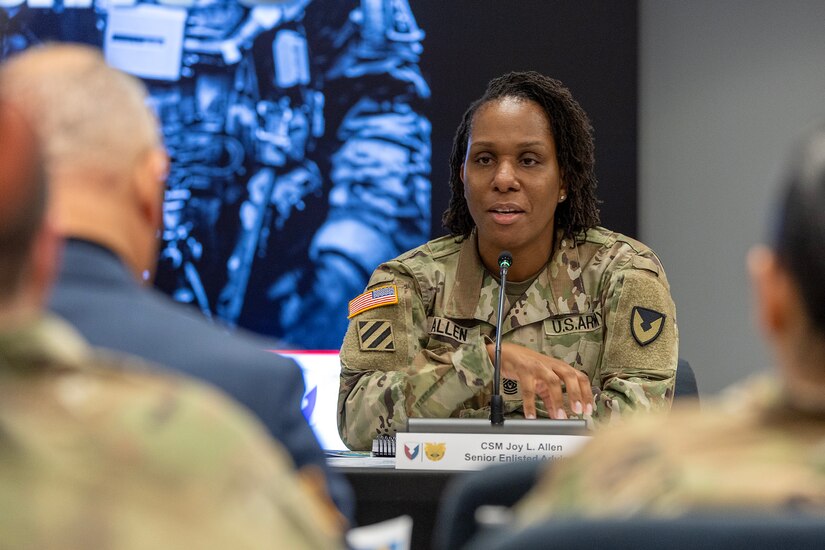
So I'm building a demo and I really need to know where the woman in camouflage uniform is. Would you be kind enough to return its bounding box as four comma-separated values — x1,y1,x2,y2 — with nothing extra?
338,71,678,450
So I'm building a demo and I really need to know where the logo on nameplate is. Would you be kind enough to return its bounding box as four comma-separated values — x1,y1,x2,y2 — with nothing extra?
357,320,395,351
424,442,446,462
503,378,519,395
631,307,665,346
545,312,602,336
404,443,420,461
428,317,471,344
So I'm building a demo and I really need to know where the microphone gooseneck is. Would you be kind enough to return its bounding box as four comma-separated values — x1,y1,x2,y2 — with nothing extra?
491,251,512,426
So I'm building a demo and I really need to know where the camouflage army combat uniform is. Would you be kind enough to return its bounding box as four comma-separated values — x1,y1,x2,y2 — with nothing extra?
338,227,678,450
514,376,825,523
0,316,342,550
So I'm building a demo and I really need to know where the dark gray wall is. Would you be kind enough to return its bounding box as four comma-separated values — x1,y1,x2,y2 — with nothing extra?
418,0,638,239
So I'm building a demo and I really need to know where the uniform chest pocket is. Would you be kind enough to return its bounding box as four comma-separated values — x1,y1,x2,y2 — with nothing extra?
543,311,604,380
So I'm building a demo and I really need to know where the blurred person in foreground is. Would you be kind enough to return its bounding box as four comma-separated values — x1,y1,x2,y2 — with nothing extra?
338,71,678,450
0,43,352,520
0,95,341,547
513,122,825,525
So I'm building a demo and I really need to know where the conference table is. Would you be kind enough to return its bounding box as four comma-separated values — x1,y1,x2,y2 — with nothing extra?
327,420,589,548
328,454,461,550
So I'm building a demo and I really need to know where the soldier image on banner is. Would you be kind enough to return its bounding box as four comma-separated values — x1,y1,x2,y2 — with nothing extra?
0,0,431,350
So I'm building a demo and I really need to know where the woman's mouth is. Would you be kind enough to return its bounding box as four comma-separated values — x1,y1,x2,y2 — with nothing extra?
489,205,524,224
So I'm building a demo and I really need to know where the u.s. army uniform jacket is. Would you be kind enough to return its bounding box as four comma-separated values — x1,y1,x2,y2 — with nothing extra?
0,316,343,549
338,227,678,450
513,376,825,523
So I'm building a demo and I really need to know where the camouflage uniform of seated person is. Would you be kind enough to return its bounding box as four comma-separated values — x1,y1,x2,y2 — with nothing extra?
338,71,678,450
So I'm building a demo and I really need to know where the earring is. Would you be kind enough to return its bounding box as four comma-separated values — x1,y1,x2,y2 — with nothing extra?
559,194,566,202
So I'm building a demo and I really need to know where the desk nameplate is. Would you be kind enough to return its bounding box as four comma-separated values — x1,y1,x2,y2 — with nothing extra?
395,432,590,471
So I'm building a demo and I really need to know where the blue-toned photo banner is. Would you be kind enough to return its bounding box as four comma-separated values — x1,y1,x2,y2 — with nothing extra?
2,1,638,355
1,0,431,351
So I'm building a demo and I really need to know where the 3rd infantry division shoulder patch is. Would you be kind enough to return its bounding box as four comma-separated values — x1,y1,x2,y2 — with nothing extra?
357,320,395,351
631,306,666,346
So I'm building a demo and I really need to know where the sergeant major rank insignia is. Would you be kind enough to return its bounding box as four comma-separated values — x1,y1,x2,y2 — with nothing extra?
502,378,519,395
631,306,666,346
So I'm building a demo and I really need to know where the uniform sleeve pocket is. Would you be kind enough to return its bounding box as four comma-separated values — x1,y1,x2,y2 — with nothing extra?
576,338,602,381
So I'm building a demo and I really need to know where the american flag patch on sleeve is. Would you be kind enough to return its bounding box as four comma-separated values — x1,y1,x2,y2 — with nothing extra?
348,284,398,318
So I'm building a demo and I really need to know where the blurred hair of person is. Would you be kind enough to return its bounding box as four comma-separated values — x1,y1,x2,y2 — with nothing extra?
0,42,353,520
0,97,341,547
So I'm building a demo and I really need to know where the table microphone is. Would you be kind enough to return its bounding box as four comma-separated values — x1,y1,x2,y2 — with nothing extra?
491,251,512,426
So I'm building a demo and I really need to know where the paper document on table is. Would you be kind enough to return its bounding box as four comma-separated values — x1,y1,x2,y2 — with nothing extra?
347,515,413,550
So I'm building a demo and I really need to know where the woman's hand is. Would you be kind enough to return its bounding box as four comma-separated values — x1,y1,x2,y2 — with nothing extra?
487,342,594,419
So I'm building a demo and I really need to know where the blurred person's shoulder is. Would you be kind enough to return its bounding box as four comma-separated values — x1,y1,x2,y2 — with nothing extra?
563,375,790,473
517,375,825,525
0,315,342,549
0,314,281,479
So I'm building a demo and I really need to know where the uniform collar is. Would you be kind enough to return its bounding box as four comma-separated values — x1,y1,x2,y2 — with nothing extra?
444,229,588,328
547,231,592,315
444,231,488,320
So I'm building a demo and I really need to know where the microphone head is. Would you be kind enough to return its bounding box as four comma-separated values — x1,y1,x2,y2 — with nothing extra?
498,251,513,269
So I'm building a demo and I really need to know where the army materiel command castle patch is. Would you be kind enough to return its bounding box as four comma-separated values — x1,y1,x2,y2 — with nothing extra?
348,284,398,318
631,306,666,346
357,320,395,351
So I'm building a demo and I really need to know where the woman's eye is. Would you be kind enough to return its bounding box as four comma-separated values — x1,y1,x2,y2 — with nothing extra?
522,157,538,166
476,155,493,166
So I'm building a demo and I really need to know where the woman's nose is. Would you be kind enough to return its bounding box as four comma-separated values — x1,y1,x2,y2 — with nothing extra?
492,160,519,191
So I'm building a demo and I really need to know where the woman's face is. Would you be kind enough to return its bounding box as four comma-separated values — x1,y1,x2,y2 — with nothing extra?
461,97,566,270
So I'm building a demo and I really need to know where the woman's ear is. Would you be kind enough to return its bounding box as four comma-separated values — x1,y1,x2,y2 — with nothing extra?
748,245,793,337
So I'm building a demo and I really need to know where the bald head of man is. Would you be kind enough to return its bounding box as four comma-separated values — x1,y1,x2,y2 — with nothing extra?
0,43,168,284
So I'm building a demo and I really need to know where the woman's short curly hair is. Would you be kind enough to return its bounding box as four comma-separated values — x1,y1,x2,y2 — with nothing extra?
442,71,600,239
